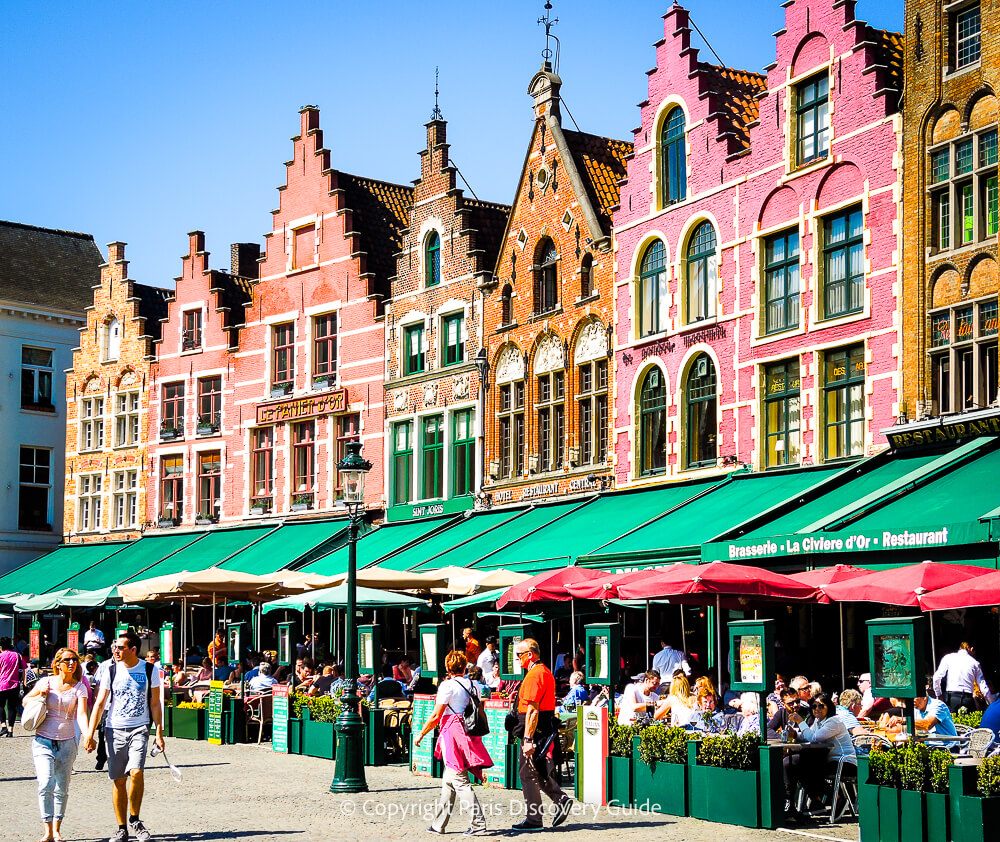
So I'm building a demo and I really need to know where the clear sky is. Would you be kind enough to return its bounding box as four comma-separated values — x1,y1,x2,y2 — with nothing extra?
1,0,902,287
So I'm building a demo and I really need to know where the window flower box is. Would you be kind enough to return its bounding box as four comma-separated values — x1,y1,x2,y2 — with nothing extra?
249,498,272,516
196,413,220,436
270,382,292,398
160,426,181,441
196,513,219,526
290,494,314,512
157,517,179,529
312,376,331,391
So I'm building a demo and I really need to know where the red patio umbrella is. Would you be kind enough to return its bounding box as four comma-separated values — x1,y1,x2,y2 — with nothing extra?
564,564,684,600
918,569,1000,612
495,566,603,608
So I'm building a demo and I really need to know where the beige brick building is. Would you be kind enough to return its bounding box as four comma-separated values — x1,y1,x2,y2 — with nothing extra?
64,242,169,541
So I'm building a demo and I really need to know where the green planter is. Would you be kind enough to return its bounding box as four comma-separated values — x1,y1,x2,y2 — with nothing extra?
608,755,632,807
508,742,522,790
365,706,384,767
224,696,246,745
899,789,925,841
172,707,206,740
163,704,173,738
858,756,881,842
949,762,1000,842
632,737,686,815
300,708,336,760
877,784,900,842
287,717,302,755
687,742,759,828
925,792,949,842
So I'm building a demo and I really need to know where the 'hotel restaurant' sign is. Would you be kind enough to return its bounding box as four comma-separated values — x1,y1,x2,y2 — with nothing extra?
256,390,347,425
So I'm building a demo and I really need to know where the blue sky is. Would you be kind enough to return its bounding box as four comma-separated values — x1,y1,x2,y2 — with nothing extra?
1,0,902,286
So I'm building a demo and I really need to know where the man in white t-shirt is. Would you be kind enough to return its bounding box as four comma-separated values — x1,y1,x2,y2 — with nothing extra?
84,629,163,842
618,670,660,725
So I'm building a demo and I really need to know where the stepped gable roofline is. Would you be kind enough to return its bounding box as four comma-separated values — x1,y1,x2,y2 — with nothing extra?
0,219,103,313
693,61,766,155
561,129,633,228
463,198,511,277
131,283,171,342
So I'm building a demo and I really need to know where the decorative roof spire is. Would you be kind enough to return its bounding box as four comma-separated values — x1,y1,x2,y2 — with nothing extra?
538,1,560,73
430,66,443,121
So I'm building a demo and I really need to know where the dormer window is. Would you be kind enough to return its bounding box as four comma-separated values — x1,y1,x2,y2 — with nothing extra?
660,107,687,207
796,73,830,166
182,310,202,351
425,231,441,287
103,317,121,362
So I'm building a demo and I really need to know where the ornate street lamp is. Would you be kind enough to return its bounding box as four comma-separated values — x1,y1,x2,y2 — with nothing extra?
330,440,372,794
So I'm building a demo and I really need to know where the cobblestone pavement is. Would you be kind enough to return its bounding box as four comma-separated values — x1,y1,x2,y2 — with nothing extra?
1,724,859,842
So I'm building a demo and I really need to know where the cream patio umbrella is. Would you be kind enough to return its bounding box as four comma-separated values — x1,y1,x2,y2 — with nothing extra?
433,568,532,596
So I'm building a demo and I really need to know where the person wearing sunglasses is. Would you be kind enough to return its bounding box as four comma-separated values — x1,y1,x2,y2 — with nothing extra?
23,647,90,842
786,692,856,817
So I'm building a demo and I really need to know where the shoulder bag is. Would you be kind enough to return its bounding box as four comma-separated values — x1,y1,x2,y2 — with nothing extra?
21,678,49,732
457,678,489,738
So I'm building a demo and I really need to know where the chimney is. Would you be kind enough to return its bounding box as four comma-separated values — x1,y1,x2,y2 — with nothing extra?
231,243,261,279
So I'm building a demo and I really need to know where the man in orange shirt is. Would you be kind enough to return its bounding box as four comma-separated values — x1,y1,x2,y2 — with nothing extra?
463,627,481,664
512,638,572,831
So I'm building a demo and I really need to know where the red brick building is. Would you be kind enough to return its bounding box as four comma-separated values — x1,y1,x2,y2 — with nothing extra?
481,65,631,506
383,117,508,520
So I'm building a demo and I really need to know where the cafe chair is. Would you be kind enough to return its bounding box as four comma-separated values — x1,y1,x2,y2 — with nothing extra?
851,733,893,755
965,728,995,759
954,723,974,736
244,693,273,745
825,756,858,824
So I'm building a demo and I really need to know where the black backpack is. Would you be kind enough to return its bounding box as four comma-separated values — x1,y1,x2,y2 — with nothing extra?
454,678,489,738
108,660,155,726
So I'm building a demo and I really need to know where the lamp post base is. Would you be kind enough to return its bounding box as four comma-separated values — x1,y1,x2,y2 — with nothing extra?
330,701,368,794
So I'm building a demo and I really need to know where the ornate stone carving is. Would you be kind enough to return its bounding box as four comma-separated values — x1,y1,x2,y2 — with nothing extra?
393,390,408,413
119,370,138,388
85,376,102,393
575,321,608,363
453,372,470,401
423,382,438,407
534,334,564,374
495,345,524,384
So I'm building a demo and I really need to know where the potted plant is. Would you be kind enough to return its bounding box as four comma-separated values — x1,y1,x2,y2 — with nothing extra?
196,412,220,435
633,724,691,815
249,497,272,516
159,423,181,441
290,494,314,512
947,754,1000,842
195,509,218,526
295,693,340,760
860,742,951,842
270,382,292,398
172,701,206,740
156,515,179,528
312,375,331,390
687,732,762,828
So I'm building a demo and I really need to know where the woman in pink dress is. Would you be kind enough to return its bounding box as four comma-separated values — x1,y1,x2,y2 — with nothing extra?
415,650,492,835
24,647,90,842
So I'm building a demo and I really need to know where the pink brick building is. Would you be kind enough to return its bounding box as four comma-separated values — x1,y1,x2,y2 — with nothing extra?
612,0,902,486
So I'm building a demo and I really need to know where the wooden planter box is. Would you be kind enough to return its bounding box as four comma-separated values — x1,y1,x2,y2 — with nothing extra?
949,762,1000,842
163,704,173,737
287,717,302,755
608,755,632,807
686,741,759,828
300,708,336,760
631,737,686,815
857,757,950,842
224,696,246,745
172,707,205,740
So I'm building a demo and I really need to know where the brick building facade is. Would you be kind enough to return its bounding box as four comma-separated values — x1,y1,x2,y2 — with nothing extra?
480,64,631,507
383,118,508,520
64,242,168,540
902,0,999,419
612,0,902,485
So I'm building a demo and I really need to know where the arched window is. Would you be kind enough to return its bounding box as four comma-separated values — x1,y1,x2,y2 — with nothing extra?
638,368,667,476
638,240,667,337
535,239,558,314
580,254,594,298
686,222,717,323
425,231,441,287
103,317,121,362
501,284,513,326
685,354,717,468
660,108,687,207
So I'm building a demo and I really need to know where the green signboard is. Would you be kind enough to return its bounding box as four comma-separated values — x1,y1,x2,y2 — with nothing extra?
482,699,511,788
67,621,80,654
418,624,446,680
271,683,289,753
357,623,380,676
411,693,436,776
207,681,224,745
728,619,774,693
499,625,534,682
277,622,294,667
386,495,474,522
584,623,620,687
227,622,245,666
159,623,174,666
867,616,925,699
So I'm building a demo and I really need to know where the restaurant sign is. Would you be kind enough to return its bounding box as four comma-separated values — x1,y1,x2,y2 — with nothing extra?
884,407,1000,451
255,389,347,424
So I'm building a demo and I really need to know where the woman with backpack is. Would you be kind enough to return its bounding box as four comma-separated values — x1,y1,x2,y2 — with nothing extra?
23,647,90,842
415,650,492,836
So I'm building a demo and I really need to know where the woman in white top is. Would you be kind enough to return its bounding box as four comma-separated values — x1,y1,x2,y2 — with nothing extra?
792,693,856,766
656,674,696,727
24,647,90,842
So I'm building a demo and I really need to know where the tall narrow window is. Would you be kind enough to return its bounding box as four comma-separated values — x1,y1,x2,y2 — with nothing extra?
250,428,274,506
21,347,53,410
161,383,184,437
937,192,952,251
197,452,221,519
115,391,140,446
823,206,864,318
182,310,202,351
421,415,444,499
103,318,121,362
404,323,426,375
929,127,997,252
272,323,294,386
197,377,222,431
536,371,565,472
292,422,315,502
498,381,525,479
501,284,514,326
955,4,981,69
292,223,315,269
78,473,103,532
160,455,184,522
81,397,105,451
660,107,687,206
638,368,666,476
796,73,830,165
425,231,441,287
686,354,717,469
392,421,413,506
686,222,717,324
824,344,866,460
113,469,138,529
452,409,475,497
535,240,558,314
313,313,338,383
764,230,800,334
442,313,464,366
578,359,608,465
639,240,668,337
763,360,801,468
334,413,360,499
580,254,594,299
19,447,51,530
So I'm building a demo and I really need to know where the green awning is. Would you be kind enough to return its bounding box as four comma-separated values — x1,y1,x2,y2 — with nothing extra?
0,542,131,598
299,515,459,576
375,510,525,571
441,587,508,613
120,526,276,582
261,583,430,614
218,520,351,574
55,533,205,593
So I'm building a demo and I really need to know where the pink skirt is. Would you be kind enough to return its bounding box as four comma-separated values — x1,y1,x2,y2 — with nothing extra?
434,714,494,781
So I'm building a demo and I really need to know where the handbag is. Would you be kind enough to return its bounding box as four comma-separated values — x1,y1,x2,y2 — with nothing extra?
21,679,48,732
457,679,489,738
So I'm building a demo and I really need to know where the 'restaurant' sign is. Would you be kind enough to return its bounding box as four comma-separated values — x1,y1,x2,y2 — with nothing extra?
884,407,1000,451
256,390,347,424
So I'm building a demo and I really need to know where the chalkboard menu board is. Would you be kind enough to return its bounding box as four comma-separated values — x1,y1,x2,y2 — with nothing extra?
411,694,436,777
207,681,224,745
272,684,289,753
482,699,511,788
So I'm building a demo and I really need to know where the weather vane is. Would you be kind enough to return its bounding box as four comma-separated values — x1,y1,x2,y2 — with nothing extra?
538,1,559,71
430,66,443,121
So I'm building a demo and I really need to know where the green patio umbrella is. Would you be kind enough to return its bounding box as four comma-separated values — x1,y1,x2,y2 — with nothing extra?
261,583,431,614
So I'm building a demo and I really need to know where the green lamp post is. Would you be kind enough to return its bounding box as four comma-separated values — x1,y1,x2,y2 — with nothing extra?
330,440,372,794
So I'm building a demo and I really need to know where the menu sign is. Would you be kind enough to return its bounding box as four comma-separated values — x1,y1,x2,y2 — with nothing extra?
159,625,174,666
256,389,347,425
29,623,40,662
411,694,436,777
482,700,511,788
359,631,374,673
735,635,763,686
873,633,914,693
272,684,289,753
420,632,438,675
67,622,80,654
589,635,609,681
207,681,224,745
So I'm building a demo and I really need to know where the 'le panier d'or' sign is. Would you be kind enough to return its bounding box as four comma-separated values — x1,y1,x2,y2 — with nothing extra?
256,389,347,424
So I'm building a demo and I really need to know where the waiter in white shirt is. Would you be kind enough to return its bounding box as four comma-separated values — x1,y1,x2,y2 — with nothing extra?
652,639,690,680
933,642,994,712
84,621,106,655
